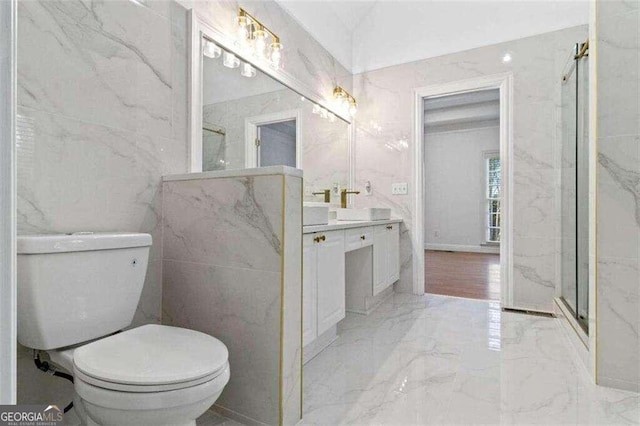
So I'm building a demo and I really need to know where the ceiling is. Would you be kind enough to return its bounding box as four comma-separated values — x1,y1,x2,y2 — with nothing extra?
276,0,589,74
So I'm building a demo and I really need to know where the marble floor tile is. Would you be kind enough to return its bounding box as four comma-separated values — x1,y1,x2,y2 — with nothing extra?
302,293,640,425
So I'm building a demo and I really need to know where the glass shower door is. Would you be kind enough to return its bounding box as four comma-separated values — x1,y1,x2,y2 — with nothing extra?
560,43,589,333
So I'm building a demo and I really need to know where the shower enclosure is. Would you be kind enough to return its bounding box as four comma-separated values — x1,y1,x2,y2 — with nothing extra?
560,41,589,333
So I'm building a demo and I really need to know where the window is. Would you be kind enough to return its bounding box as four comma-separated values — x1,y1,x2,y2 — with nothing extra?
485,154,501,243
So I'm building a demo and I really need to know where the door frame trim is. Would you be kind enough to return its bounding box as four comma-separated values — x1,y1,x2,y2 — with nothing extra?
411,73,514,306
0,0,17,404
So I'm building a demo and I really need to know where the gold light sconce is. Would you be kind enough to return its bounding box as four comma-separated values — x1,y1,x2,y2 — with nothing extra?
236,8,283,68
333,86,357,117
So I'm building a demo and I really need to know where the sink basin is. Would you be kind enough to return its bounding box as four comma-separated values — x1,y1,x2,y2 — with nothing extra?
303,203,329,226
336,207,391,221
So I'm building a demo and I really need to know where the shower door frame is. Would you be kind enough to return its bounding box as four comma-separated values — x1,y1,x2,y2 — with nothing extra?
559,42,590,336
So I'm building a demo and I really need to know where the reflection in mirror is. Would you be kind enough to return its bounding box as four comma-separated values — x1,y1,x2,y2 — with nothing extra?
201,37,350,201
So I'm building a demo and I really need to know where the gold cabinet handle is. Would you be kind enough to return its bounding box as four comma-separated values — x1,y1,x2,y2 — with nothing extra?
386,225,393,230
320,235,326,242
313,236,321,243
360,235,366,240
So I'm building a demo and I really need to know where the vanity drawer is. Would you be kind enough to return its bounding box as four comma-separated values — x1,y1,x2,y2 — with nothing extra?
345,227,373,252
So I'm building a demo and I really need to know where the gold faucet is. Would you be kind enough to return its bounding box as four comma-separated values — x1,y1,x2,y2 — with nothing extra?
340,189,360,208
312,189,331,203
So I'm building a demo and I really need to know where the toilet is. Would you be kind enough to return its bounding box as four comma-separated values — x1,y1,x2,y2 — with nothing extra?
17,232,230,426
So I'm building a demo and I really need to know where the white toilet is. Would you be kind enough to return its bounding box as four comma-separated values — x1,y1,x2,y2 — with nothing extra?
17,232,230,426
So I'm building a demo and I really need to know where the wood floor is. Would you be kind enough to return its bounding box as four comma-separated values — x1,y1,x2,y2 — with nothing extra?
425,250,501,301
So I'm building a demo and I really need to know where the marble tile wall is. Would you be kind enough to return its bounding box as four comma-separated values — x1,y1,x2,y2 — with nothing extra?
353,26,588,312
162,172,302,425
594,0,640,392
14,0,188,405
203,89,349,196
15,0,352,405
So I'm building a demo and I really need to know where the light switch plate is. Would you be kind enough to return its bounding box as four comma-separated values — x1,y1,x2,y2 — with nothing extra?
391,182,408,195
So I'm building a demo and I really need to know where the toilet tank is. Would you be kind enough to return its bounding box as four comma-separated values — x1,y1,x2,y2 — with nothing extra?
17,232,152,350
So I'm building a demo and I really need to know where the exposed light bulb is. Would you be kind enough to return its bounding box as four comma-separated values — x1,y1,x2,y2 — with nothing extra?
328,112,336,122
312,104,322,115
320,108,328,119
240,62,256,78
348,102,357,116
223,51,240,68
203,40,221,59
270,42,283,67
502,53,512,63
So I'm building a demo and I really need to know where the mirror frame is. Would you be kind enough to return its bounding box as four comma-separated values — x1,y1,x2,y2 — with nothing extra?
188,9,354,180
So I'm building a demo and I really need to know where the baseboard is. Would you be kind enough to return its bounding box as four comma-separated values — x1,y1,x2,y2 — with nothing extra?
425,243,499,254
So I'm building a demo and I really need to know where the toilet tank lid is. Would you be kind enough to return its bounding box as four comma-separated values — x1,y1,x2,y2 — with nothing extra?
17,232,152,254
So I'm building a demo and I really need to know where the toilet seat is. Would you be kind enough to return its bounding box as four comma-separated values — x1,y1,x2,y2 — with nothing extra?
73,324,228,392
74,367,223,392
75,363,230,411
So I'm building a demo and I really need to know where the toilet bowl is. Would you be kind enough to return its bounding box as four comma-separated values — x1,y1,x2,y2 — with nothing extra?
17,233,230,426
47,324,230,426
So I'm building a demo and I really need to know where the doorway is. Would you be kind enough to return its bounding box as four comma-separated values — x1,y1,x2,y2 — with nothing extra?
423,89,501,300
245,110,301,169
257,120,297,167
412,74,513,306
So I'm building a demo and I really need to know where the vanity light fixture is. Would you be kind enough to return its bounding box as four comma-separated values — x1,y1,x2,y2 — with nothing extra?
333,86,357,117
240,62,256,78
222,51,240,68
236,8,284,68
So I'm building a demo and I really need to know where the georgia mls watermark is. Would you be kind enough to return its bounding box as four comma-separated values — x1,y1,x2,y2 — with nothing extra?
0,405,65,426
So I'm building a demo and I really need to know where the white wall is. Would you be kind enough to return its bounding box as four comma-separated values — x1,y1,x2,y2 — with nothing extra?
425,125,499,252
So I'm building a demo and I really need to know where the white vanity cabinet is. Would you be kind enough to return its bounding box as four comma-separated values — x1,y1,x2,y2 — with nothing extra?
373,223,400,296
303,230,345,347
303,220,401,351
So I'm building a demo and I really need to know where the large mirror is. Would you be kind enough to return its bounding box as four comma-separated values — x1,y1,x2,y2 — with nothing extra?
197,32,351,201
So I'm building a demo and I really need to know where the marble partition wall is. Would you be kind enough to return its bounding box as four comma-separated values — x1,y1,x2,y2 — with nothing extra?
203,89,349,197
353,25,588,312
162,166,302,425
594,0,639,392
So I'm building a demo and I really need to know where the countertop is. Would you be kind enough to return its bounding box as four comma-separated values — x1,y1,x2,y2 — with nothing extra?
303,218,402,234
